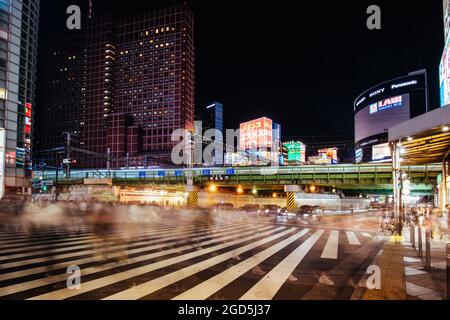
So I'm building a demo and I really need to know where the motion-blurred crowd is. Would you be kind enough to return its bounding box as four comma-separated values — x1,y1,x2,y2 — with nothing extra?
379,204,449,240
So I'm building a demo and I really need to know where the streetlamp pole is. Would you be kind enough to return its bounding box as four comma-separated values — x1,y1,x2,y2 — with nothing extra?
392,142,401,234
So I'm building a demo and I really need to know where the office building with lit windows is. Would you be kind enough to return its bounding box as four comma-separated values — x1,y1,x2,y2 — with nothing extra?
34,3,195,169
0,0,40,200
201,101,223,165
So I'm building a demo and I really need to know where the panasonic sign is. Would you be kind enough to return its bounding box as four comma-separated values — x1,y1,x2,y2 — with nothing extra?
391,80,418,90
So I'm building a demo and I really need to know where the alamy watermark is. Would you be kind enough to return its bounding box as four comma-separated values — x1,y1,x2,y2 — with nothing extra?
367,5,381,30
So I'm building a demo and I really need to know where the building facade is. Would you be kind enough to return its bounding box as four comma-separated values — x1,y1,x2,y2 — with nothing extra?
0,0,40,200
34,3,195,169
354,70,429,163
202,101,223,165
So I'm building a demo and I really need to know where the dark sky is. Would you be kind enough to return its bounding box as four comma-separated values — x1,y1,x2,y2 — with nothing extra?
39,0,444,142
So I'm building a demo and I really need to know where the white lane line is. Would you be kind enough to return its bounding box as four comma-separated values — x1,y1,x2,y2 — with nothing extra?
0,228,93,239
0,223,231,263
0,225,174,249
361,232,372,238
321,230,339,260
0,224,185,249
239,229,324,300
346,231,361,245
103,228,302,300
27,226,285,300
172,229,311,300
0,222,255,278
0,224,270,297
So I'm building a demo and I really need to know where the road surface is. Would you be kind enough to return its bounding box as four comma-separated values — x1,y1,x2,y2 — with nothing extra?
0,212,386,300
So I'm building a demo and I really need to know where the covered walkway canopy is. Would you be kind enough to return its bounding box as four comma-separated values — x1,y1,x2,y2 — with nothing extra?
389,105,450,210
389,105,450,165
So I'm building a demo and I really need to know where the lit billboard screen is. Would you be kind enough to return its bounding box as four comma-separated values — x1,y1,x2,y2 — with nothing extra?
284,141,306,163
240,117,273,151
318,148,338,162
372,143,391,161
441,37,450,107
355,94,410,143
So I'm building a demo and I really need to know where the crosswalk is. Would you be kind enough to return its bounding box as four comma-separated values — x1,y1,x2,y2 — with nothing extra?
0,220,380,300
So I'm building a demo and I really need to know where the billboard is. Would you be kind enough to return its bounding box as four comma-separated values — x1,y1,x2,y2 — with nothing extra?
372,143,391,161
240,117,273,151
318,148,338,163
441,36,450,107
355,94,410,143
284,141,306,163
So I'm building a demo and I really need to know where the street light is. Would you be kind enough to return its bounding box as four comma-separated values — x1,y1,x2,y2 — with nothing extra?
208,184,217,193
309,185,317,193
237,186,244,195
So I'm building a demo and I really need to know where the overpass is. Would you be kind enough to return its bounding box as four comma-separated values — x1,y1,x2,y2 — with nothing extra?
36,163,441,194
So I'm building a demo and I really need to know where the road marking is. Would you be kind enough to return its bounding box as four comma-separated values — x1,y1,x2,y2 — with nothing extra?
172,229,311,300
346,231,361,245
0,227,269,297
0,223,236,263
0,222,257,280
103,228,302,300
239,229,324,300
321,230,339,259
27,226,284,300
0,224,269,297
361,232,372,238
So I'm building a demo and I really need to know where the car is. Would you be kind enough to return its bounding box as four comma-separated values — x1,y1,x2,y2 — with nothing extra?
296,205,324,223
260,204,282,216
212,203,234,212
239,204,260,213
297,205,314,215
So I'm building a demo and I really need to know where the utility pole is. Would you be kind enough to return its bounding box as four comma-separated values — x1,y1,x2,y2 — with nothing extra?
392,142,401,234
106,148,111,177
54,151,59,201
63,132,72,179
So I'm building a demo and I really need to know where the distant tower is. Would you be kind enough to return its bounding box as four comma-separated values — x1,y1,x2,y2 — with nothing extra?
203,102,224,165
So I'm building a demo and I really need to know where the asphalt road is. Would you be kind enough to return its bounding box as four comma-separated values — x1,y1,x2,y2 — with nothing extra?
0,211,387,300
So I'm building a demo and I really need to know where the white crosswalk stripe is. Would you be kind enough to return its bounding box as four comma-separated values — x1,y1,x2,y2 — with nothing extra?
240,229,324,300
346,231,361,245
321,230,339,259
0,222,379,300
172,228,311,300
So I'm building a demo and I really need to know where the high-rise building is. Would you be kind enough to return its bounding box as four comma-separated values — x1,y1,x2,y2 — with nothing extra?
34,3,195,169
0,0,40,200
202,101,223,165
203,101,223,133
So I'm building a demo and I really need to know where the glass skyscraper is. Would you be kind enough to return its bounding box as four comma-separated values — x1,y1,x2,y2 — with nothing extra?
0,0,40,200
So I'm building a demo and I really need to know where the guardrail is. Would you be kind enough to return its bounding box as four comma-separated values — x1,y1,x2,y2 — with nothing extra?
37,163,441,188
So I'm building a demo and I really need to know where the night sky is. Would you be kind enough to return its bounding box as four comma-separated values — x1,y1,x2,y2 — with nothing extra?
39,0,444,145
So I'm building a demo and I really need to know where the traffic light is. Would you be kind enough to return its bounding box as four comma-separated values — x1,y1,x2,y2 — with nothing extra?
41,185,48,192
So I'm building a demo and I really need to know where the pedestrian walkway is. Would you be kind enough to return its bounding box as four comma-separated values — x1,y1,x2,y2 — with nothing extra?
402,226,447,300
353,235,407,300
0,220,380,300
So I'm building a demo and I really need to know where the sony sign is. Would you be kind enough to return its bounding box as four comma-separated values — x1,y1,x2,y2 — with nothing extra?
369,88,385,98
